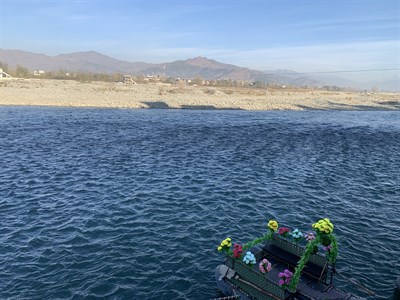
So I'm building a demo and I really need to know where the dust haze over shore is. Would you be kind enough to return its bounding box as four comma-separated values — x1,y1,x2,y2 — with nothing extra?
0,79,399,111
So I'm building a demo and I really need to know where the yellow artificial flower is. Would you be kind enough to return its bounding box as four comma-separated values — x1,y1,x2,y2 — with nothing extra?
218,237,232,252
268,220,279,231
313,218,334,234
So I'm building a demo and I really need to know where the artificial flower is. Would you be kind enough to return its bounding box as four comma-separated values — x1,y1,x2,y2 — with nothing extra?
259,258,272,273
305,232,316,242
291,229,303,241
217,237,232,252
243,251,256,265
312,218,334,234
268,220,279,231
278,269,293,287
233,244,243,258
278,227,290,237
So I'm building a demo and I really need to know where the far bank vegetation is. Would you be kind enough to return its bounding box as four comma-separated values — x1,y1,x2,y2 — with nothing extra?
0,61,352,93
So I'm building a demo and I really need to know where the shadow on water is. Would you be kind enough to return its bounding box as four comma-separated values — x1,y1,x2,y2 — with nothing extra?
141,101,242,110
375,100,400,108
141,101,171,109
181,105,242,110
296,105,326,111
297,101,400,111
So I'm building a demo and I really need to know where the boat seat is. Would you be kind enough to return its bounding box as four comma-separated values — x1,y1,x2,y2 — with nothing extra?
263,243,327,281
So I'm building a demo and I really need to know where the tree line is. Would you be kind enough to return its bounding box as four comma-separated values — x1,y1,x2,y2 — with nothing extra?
0,61,350,91
0,61,125,82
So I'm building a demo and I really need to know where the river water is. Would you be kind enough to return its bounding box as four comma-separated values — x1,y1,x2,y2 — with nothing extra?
0,107,399,299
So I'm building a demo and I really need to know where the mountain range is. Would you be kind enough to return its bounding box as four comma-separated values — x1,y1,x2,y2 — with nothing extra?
0,49,398,91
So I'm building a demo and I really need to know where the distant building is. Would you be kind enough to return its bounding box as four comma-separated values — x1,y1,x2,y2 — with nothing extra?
33,70,45,76
144,75,160,82
123,75,137,84
0,68,12,78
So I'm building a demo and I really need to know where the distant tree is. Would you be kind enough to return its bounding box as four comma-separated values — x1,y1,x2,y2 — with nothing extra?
55,68,68,79
193,76,203,86
323,85,341,91
252,81,266,88
15,65,30,78
371,86,379,93
165,77,176,84
112,73,123,82
43,71,55,79
0,61,9,72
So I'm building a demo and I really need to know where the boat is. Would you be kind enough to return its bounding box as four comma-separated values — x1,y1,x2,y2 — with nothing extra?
214,219,365,300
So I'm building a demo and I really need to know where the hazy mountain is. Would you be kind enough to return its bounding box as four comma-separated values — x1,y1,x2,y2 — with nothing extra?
0,49,290,83
264,69,360,89
136,57,264,81
1,48,398,91
54,51,151,73
356,78,398,92
264,69,399,91
0,49,152,73
1,49,56,71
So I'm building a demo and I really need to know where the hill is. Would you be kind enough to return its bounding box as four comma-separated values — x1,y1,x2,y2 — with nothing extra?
1,49,398,91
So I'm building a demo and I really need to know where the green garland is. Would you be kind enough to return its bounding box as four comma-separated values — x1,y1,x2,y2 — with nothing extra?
289,233,338,292
221,218,339,293
242,230,274,252
288,239,318,291
327,234,338,264
227,230,274,257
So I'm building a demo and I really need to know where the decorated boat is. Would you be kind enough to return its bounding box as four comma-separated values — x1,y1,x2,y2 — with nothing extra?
214,218,363,300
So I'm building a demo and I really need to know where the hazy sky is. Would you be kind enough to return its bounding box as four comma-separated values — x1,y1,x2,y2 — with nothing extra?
1,0,399,80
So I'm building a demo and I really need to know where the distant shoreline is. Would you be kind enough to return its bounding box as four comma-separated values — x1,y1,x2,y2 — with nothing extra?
1,78,399,111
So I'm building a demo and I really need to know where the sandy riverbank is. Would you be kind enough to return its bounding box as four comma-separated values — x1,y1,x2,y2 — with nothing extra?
0,78,399,110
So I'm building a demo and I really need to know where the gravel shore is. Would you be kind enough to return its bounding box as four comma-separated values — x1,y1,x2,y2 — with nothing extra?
1,78,399,110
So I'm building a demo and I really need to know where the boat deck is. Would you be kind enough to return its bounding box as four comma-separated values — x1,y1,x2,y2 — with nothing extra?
220,238,357,300
261,243,354,299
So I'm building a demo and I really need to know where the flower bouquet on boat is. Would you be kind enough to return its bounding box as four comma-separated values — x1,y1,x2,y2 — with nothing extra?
214,218,360,300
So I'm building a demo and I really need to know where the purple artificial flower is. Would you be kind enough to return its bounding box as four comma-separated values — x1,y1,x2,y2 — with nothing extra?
278,269,293,286
284,269,293,277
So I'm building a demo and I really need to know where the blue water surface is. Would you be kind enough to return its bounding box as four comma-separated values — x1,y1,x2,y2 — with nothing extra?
0,107,399,299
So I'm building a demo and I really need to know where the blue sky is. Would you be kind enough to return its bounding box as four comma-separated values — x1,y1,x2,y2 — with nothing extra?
0,0,399,80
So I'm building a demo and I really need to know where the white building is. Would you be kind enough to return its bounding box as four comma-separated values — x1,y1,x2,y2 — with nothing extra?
0,68,12,78
33,70,45,76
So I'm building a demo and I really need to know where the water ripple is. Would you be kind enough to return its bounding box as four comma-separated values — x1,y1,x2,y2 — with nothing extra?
0,108,399,299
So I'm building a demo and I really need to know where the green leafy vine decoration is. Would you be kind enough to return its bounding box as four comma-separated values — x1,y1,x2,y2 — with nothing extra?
217,218,339,294
227,230,274,256
288,233,338,292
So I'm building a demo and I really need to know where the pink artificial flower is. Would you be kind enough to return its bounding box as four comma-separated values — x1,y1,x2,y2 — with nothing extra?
305,232,316,242
259,258,272,273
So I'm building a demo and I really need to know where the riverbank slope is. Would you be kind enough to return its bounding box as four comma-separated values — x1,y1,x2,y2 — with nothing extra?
1,79,399,110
